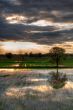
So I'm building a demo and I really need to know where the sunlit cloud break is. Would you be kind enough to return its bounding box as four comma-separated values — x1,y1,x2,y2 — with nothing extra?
4,14,73,31
5,14,28,24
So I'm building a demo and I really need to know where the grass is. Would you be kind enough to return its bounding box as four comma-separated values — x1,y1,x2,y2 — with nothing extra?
63,58,73,66
0,56,73,68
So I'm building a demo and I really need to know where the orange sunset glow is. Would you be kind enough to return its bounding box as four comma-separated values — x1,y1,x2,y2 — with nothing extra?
0,41,49,54
0,41,73,54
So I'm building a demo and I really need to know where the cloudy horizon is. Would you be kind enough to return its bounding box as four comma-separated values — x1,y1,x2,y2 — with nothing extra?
0,0,73,53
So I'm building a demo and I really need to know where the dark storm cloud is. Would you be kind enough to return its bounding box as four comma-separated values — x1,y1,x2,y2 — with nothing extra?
1,0,73,21
0,0,73,44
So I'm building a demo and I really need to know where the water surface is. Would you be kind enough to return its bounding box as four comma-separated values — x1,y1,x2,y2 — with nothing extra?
0,69,73,110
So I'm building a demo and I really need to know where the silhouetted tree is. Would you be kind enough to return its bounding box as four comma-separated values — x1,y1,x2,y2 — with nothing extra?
29,52,33,57
49,47,65,73
37,53,42,57
24,53,28,57
5,53,13,59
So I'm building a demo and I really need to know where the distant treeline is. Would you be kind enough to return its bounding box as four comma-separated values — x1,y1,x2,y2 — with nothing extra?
0,53,73,61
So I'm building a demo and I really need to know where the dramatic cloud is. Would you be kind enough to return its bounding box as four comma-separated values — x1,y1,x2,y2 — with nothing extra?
0,0,73,45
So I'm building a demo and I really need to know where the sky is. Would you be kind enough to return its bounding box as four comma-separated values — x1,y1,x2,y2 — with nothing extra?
0,0,73,54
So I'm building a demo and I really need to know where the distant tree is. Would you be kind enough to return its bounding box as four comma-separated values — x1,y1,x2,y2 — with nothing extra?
37,53,42,57
29,52,33,57
5,53,13,59
24,53,28,57
49,47,65,74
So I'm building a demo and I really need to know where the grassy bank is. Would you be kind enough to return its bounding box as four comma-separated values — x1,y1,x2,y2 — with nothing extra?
0,55,73,68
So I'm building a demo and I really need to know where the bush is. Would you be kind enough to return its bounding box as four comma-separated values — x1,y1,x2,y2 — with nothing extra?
49,72,67,89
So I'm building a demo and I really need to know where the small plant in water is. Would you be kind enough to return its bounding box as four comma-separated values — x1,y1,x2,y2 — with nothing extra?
49,72,67,89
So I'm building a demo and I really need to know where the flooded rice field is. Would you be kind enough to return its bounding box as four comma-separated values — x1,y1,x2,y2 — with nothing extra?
0,69,73,110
